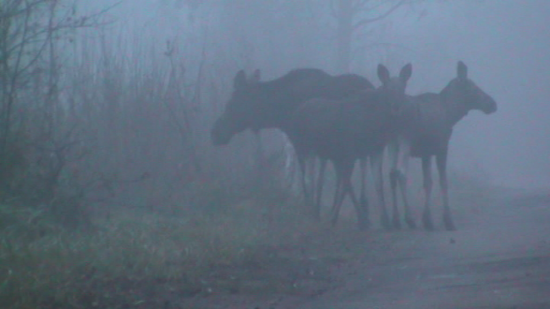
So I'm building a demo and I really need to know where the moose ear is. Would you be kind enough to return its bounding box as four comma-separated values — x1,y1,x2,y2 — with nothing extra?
457,61,468,81
249,69,261,84
377,64,390,85
400,63,412,83
233,70,247,89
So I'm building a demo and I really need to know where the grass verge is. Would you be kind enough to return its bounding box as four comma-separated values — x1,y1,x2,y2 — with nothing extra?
0,196,344,309
0,174,496,309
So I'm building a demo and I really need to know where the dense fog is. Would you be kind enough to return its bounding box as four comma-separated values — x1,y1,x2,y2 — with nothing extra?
3,1,550,308
79,0,549,189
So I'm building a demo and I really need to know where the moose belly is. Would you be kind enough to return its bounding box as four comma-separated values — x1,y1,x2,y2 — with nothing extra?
410,136,448,158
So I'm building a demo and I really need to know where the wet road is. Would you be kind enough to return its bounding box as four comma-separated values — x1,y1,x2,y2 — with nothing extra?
283,189,550,309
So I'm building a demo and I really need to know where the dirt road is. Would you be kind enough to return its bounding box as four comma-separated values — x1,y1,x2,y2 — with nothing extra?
276,188,550,309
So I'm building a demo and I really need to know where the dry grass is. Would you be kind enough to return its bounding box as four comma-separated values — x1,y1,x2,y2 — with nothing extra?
0,194,332,308
0,172,493,309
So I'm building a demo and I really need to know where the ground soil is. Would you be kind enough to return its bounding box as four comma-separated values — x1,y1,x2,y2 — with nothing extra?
170,187,550,309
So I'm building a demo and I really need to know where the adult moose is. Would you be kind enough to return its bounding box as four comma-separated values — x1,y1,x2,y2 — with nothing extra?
287,64,412,230
388,61,497,231
211,68,374,218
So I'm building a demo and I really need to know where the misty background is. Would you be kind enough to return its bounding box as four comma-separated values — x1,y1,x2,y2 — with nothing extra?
2,0,549,215
2,1,550,308
84,0,549,189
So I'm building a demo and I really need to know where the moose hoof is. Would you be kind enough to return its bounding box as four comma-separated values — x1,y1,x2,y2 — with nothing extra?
443,215,456,231
392,216,402,230
358,218,371,231
406,217,417,229
312,212,321,222
381,214,391,230
423,211,434,231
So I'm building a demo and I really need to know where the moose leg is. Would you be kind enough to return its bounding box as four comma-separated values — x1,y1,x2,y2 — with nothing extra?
330,162,346,227
255,132,265,184
347,175,369,230
370,152,389,230
437,149,455,231
340,159,368,230
388,142,400,230
330,180,344,226
307,157,319,219
314,158,327,220
421,156,435,231
396,141,415,229
298,155,315,219
359,158,371,226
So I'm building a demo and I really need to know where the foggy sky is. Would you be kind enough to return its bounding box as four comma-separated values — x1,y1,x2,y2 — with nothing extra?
390,0,550,189
82,0,550,189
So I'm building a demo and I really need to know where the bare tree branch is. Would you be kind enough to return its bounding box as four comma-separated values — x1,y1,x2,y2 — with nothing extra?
353,0,407,31
1,0,32,154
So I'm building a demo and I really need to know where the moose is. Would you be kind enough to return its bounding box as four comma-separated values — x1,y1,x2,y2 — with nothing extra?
287,64,412,230
211,68,374,219
388,61,497,231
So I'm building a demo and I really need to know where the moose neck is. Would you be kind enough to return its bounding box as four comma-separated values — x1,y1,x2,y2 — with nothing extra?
439,84,470,127
253,84,297,130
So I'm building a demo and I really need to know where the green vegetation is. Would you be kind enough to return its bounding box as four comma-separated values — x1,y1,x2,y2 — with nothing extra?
0,171,495,309
0,193,319,308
